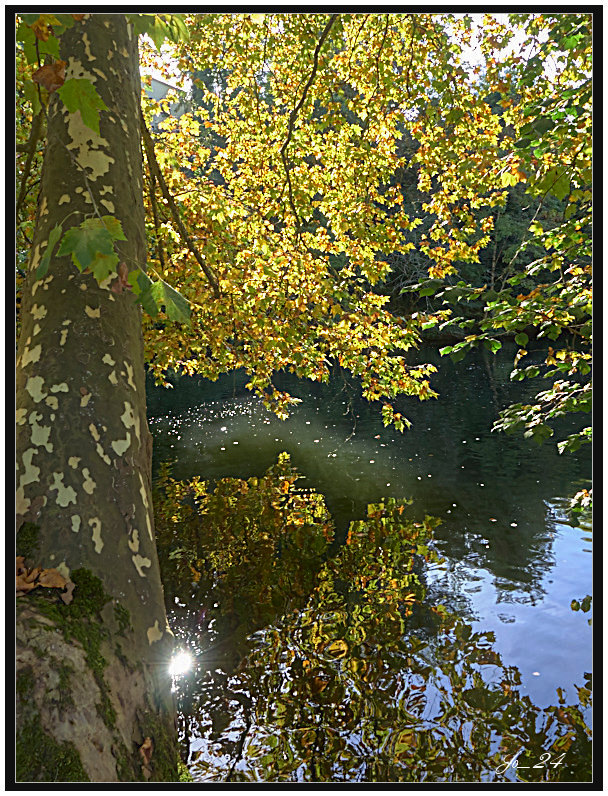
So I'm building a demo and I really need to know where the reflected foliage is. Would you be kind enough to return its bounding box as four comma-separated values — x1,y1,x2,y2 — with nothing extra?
154,453,334,635
153,458,591,783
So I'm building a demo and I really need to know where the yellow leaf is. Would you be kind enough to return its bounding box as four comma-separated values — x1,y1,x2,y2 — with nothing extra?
324,639,348,658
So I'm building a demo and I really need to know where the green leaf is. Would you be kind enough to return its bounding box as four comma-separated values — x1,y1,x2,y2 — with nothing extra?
168,15,190,42
532,116,555,136
126,14,154,37
551,172,571,201
158,280,191,323
16,22,37,64
23,80,42,115
57,221,115,271
128,13,173,50
90,252,119,283
483,338,502,353
38,34,60,59
137,272,160,316
56,78,108,135
96,215,126,241
562,34,583,50
514,332,529,347
500,171,518,187
537,168,571,201
149,17,170,50
53,13,76,33
514,138,531,149
36,223,63,279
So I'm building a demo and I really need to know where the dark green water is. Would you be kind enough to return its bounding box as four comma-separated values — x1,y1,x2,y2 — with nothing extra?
148,344,592,781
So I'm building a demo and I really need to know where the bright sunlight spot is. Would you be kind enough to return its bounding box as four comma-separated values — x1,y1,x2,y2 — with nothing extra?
169,650,193,677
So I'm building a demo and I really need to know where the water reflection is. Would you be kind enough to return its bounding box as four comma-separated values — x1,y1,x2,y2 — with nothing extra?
152,462,591,782
148,347,590,593
148,347,592,781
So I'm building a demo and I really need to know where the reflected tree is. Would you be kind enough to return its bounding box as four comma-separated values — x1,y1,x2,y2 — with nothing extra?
153,461,591,782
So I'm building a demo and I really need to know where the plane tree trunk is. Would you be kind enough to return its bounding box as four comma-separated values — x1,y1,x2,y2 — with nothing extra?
15,14,178,782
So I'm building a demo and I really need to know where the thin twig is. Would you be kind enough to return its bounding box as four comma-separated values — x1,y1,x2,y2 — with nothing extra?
280,13,339,233
149,174,166,271
141,110,220,298
16,111,45,219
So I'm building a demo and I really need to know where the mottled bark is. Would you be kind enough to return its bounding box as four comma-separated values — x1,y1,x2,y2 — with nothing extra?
15,14,177,782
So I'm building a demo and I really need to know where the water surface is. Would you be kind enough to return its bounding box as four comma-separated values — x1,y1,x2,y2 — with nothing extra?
148,345,592,780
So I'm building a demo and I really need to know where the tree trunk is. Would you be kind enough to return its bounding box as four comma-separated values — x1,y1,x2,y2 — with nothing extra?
15,14,178,782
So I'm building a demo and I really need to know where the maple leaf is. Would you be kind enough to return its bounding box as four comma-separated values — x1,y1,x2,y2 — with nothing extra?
91,252,120,283
57,220,116,272
56,78,109,135
32,60,66,93
147,280,191,323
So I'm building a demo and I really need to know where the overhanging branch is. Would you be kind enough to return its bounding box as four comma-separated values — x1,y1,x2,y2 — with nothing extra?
280,13,339,232
140,111,220,299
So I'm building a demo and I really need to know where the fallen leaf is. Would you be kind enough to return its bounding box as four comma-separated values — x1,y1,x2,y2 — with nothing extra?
38,568,68,589
32,60,66,93
16,575,39,594
16,556,75,601
72,14,86,21
139,737,154,766
24,566,43,584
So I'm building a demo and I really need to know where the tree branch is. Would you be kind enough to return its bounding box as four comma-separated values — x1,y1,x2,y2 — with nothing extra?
148,174,166,271
280,13,339,232
140,110,220,298
16,111,45,220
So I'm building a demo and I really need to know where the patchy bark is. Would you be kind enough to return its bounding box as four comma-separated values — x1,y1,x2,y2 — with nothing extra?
15,14,177,782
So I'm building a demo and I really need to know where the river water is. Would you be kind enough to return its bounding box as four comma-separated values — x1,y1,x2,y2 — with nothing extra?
147,344,592,782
